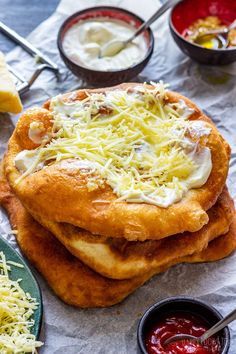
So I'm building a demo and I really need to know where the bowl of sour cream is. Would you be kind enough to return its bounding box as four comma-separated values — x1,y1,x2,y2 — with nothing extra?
57,6,154,85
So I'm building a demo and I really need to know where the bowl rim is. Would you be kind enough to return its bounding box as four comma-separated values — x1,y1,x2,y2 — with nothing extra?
169,1,236,53
137,296,230,354
57,5,154,74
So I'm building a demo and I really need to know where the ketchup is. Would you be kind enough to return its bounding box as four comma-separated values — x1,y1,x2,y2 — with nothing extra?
145,312,221,354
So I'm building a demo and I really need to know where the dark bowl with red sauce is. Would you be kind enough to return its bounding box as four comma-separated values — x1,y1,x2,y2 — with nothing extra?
137,296,230,354
57,7,154,86
169,0,236,65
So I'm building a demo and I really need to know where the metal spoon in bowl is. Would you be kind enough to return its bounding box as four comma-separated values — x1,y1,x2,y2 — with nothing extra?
193,19,236,49
99,0,180,58
163,307,236,347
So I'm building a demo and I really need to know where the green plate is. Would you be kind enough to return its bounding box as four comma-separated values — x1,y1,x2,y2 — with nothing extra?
0,236,43,339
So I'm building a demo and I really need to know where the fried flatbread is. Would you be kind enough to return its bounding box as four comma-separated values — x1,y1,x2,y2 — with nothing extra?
0,174,236,308
4,83,230,241
28,187,234,279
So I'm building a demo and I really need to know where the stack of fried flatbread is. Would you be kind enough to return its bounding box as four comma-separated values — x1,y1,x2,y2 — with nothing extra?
1,83,235,308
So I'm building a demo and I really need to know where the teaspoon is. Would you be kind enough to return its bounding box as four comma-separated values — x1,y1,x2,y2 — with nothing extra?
193,19,236,49
163,307,236,347
100,0,180,58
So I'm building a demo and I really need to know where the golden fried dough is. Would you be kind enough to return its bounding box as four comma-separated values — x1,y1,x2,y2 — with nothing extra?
14,108,53,150
183,224,236,262
0,176,148,307
0,173,236,308
4,84,230,241
28,187,234,279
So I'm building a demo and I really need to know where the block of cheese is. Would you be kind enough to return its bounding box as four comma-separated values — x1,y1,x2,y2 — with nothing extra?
0,51,23,113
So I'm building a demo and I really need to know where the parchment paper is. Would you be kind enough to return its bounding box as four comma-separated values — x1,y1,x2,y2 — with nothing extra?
0,0,236,353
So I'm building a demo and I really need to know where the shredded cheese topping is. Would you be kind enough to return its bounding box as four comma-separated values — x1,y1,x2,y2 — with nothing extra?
15,82,212,207
0,251,43,353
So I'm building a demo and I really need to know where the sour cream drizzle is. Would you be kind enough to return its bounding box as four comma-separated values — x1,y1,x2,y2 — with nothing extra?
14,83,213,208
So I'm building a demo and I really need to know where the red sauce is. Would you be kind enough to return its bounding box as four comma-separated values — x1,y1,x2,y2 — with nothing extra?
145,312,221,354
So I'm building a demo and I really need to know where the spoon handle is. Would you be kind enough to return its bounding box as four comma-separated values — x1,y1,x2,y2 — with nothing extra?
195,18,236,40
229,19,236,31
127,0,180,42
200,308,236,343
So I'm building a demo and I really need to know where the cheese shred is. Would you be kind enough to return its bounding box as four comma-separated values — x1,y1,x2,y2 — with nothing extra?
0,251,43,353
15,82,212,207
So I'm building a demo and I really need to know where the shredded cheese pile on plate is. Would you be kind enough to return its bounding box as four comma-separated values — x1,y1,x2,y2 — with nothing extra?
15,82,212,207
0,251,43,353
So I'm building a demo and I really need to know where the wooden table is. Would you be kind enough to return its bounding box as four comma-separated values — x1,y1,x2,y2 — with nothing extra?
0,0,60,53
